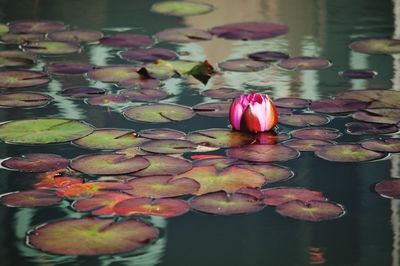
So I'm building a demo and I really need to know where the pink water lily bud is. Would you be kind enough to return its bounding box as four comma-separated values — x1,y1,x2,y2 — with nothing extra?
229,93,278,133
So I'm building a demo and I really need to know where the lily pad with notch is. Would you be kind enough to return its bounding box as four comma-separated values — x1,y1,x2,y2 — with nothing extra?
22,41,80,55
210,22,288,40
0,70,49,88
61,86,106,98
218,59,268,72
186,128,255,148
139,139,197,154
131,155,192,176
193,102,230,117
123,104,195,123
120,88,169,101
139,128,185,140
0,92,51,108
156,27,212,43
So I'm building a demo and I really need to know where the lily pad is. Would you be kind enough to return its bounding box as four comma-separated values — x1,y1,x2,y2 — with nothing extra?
86,95,128,106
314,144,386,162
283,139,335,152
273,97,311,109
186,128,254,148
22,41,80,55
70,153,150,175
119,78,161,89
262,187,326,206
27,217,158,255
352,108,400,124
0,190,61,207
131,155,192,176
360,138,400,153
276,200,345,221
0,118,94,144
56,181,131,198
9,20,65,33
227,144,300,163
151,1,213,16
46,62,94,75
114,198,189,218
279,114,330,127
193,102,230,117
210,22,288,40
349,39,400,54
156,28,212,43
140,139,197,154
0,33,42,44
72,192,133,216
190,191,264,215
202,87,243,99
2,153,69,172
310,99,368,114
248,51,289,62
144,60,199,79
87,66,139,83
0,23,9,35
0,70,49,88
120,48,177,62
61,86,106,98
173,165,265,195
278,56,332,70
291,127,342,140
255,132,291,145
339,69,378,79
345,122,398,135
120,88,169,101
47,29,103,43
336,89,400,108
139,128,185,140
123,104,195,123
0,92,51,107
126,175,199,198
238,164,294,184
375,179,400,199
0,50,36,67
99,33,154,48
72,129,148,150
35,169,84,189
218,59,268,72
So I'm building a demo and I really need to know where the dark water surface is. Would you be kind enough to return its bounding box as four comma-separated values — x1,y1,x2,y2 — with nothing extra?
0,0,398,265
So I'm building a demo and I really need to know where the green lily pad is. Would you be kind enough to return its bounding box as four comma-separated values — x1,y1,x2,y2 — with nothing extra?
186,128,254,148
151,1,213,16
131,155,192,176
87,66,139,83
123,104,195,123
140,139,197,154
0,92,51,107
314,144,386,162
0,23,9,35
227,144,300,163
22,41,80,55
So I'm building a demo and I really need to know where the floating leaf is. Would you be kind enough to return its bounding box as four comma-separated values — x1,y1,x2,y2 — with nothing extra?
61,86,106,98
56,181,131,198
227,144,300,163
0,92,51,107
248,51,289,62
72,129,148,150
0,23,9,35
278,56,332,70
120,48,177,62
119,78,161,89
0,50,36,67
22,41,80,55
190,191,264,215
345,122,398,135
273,97,310,109
99,33,153,48
238,164,294,184
86,95,128,106
9,20,65,33
360,138,400,153
0,190,60,207
70,154,149,175
375,179,400,199
2,154,69,172
35,169,84,189
46,62,94,75
255,132,290,145
339,69,377,79
131,155,192,176
210,22,288,40
352,108,400,124
186,128,254,148
193,102,230,117
202,87,243,99
187,60,215,85
144,59,199,79
139,128,185,140
282,139,335,152
140,139,197,154
151,1,213,16
0,33,42,44
87,66,139,83
218,59,268,72
291,127,342,140
114,198,189,218
336,89,400,108
314,144,386,162
27,217,158,255
276,107,293,115
156,28,212,43
126,175,199,198
120,88,168,101
123,104,195,123
0,118,94,144
349,39,400,54
276,200,345,221
0,70,49,88
262,187,326,206
310,99,368,114
72,192,133,216
279,114,330,127
47,29,103,43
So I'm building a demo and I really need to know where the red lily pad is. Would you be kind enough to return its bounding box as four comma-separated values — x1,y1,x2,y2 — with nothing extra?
202,87,244,99
99,33,154,48
120,88,169,101
227,144,300,163
71,154,149,175
190,191,264,215
56,182,131,199
310,99,368,114
360,138,400,153
120,48,177,62
210,22,288,40
139,128,185,140
131,155,192,176
0,33,42,44
218,59,268,72
291,127,342,140
339,69,378,79
151,1,213,16
0,50,36,67
140,139,197,154
255,132,291,145
173,165,265,195
279,114,330,127
336,89,400,108
35,169,84,189
114,198,189,218
238,164,294,184
9,20,65,33
186,128,254,148
349,39,400,54
375,179,400,199
87,95,128,106
126,175,199,198
72,192,133,216
61,86,106,98
87,66,139,83
0,70,49,88
0,92,51,107
278,56,332,70
283,139,335,152
46,62,94,75
27,217,158,255
262,187,326,206
156,28,212,43
0,190,61,207
2,153,68,172
276,200,345,221
123,104,195,123
352,108,400,124
47,29,103,43
193,102,230,117
22,41,80,55
345,122,398,135
72,129,148,150
248,51,289,62
273,97,311,109
314,144,386,162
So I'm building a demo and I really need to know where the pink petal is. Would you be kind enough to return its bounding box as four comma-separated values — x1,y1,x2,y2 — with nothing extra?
229,98,245,130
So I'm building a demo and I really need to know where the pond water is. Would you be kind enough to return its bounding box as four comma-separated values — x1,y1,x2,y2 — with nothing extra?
0,0,399,265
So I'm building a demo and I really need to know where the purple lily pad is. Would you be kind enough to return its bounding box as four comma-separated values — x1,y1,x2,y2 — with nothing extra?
352,108,400,124
123,104,195,123
273,97,311,109
131,155,192,176
87,66,139,83
336,89,400,108
126,175,199,198
360,138,400,153
339,69,378,79
262,187,327,206
156,28,212,43
139,128,185,140
291,127,342,140
345,122,398,135
70,153,150,175
227,144,300,163
140,139,197,154
210,22,288,40
0,33,42,44
119,78,161,89
276,107,293,115
120,48,177,62
0,190,61,207
218,59,268,72
310,99,368,114
0,92,51,107
120,88,168,101
349,39,400,54
0,70,49,88
87,95,128,106
279,114,330,127
190,191,264,215
238,164,294,184
22,41,80,55
151,1,213,16
276,200,345,221
61,86,106,98
99,33,154,48
2,153,68,172
47,29,103,43
186,128,254,148
278,56,332,70
314,144,386,162
375,179,400,199
255,132,291,144
27,217,158,255
282,139,335,152
0,50,36,67
248,51,289,62
193,102,230,117
9,20,65,34
202,87,244,99
46,62,94,75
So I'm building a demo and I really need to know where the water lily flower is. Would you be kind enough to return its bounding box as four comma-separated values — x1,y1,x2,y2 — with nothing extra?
229,93,278,133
